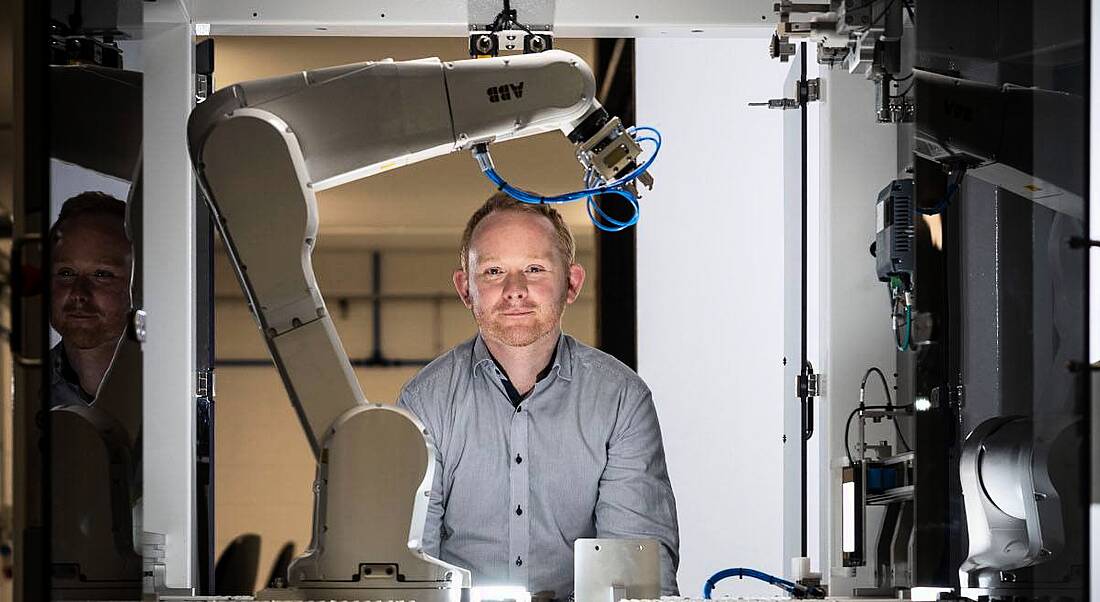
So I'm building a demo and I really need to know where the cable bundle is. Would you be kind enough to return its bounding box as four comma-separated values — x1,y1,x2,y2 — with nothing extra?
473,126,662,232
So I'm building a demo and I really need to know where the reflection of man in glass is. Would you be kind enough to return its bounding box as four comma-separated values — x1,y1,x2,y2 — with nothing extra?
49,192,132,407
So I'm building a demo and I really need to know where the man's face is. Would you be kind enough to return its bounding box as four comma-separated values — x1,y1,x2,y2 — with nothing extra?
50,214,133,350
454,211,585,348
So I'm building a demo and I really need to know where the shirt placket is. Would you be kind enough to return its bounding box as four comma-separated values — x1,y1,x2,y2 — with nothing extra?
508,399,530,586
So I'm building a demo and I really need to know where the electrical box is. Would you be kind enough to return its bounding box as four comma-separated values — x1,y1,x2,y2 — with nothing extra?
874,179,915,287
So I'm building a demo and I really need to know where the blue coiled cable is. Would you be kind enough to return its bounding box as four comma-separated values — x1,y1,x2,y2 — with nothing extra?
473,126,662,232
702,567,807,599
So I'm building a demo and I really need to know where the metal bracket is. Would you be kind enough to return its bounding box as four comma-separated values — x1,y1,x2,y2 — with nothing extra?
195,75,211,104
750,77,820,110
749,97,800,110
769,32,796,62
950,384,965,408
195,39,214,104
196,368,216,400
467,0,553,57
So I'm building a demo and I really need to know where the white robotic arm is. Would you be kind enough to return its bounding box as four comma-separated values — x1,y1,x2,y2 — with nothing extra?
190,49,611,193
187,49,642,454
186,50,650,599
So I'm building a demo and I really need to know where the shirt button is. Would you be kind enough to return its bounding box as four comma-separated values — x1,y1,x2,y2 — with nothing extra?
515,505,523,516
515,454,523,464
515,556,523,567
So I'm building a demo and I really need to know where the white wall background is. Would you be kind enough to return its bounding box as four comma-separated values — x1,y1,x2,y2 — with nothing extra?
636,36,790,598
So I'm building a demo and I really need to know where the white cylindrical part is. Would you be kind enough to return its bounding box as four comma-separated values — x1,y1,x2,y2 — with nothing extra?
791,556,811,581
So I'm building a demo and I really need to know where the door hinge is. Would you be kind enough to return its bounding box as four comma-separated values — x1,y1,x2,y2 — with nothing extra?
797,371,822,398
800,77,821,103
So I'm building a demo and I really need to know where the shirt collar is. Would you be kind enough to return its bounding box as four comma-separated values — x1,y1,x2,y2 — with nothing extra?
50,342,95,403
471,331,574,382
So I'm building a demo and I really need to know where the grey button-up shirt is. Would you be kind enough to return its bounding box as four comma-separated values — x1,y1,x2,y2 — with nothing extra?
397,333,679,599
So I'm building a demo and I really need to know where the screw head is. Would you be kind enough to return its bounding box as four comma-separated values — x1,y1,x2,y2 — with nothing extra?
475,35,495,54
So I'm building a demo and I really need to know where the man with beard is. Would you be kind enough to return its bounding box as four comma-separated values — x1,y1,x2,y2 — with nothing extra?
49,191,132,407
397,193,679,601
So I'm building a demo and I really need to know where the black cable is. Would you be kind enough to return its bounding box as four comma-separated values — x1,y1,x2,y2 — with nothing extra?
894,419,912,452
893,320,906,349
916,167,967,215
862,367,912,452
489,0,534,35
845,368,914,463
860,367,893,406
843,404,914,465
844,406,860,465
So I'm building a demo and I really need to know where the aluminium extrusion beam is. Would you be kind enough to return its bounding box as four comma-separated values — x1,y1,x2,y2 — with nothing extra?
191,0,776,38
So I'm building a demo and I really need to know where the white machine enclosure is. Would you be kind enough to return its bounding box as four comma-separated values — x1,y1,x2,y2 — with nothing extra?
186,50,605,597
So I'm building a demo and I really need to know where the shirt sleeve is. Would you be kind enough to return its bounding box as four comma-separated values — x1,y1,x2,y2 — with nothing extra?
594,382,681,596
397,383,447,560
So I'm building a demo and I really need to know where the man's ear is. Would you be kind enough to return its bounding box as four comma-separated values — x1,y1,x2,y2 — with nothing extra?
565,263,586,304
453,269,473,309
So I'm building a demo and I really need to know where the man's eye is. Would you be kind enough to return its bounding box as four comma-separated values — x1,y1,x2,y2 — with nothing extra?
94,270,115,279
56,268,75,278
526,266,545,273
485,267,503,276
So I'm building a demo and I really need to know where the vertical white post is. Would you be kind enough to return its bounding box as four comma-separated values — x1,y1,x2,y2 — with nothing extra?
142,14,196,591
814,68,897,593
781,47,822,578
1090,2,1099,600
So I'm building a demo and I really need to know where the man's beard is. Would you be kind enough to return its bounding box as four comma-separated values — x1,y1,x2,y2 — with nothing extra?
473,296,565,347
53,306,125,350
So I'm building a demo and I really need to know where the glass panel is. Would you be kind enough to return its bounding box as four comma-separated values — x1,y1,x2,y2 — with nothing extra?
913,2,1088,599
45,3,143,597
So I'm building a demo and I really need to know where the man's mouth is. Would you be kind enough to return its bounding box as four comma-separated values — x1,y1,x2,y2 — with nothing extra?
500,309,535,317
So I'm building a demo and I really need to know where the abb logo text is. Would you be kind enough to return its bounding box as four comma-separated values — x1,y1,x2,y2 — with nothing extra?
486,82,525,103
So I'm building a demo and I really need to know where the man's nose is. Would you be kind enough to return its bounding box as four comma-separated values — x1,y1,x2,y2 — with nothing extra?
70,274,93,298
502,272,528,299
